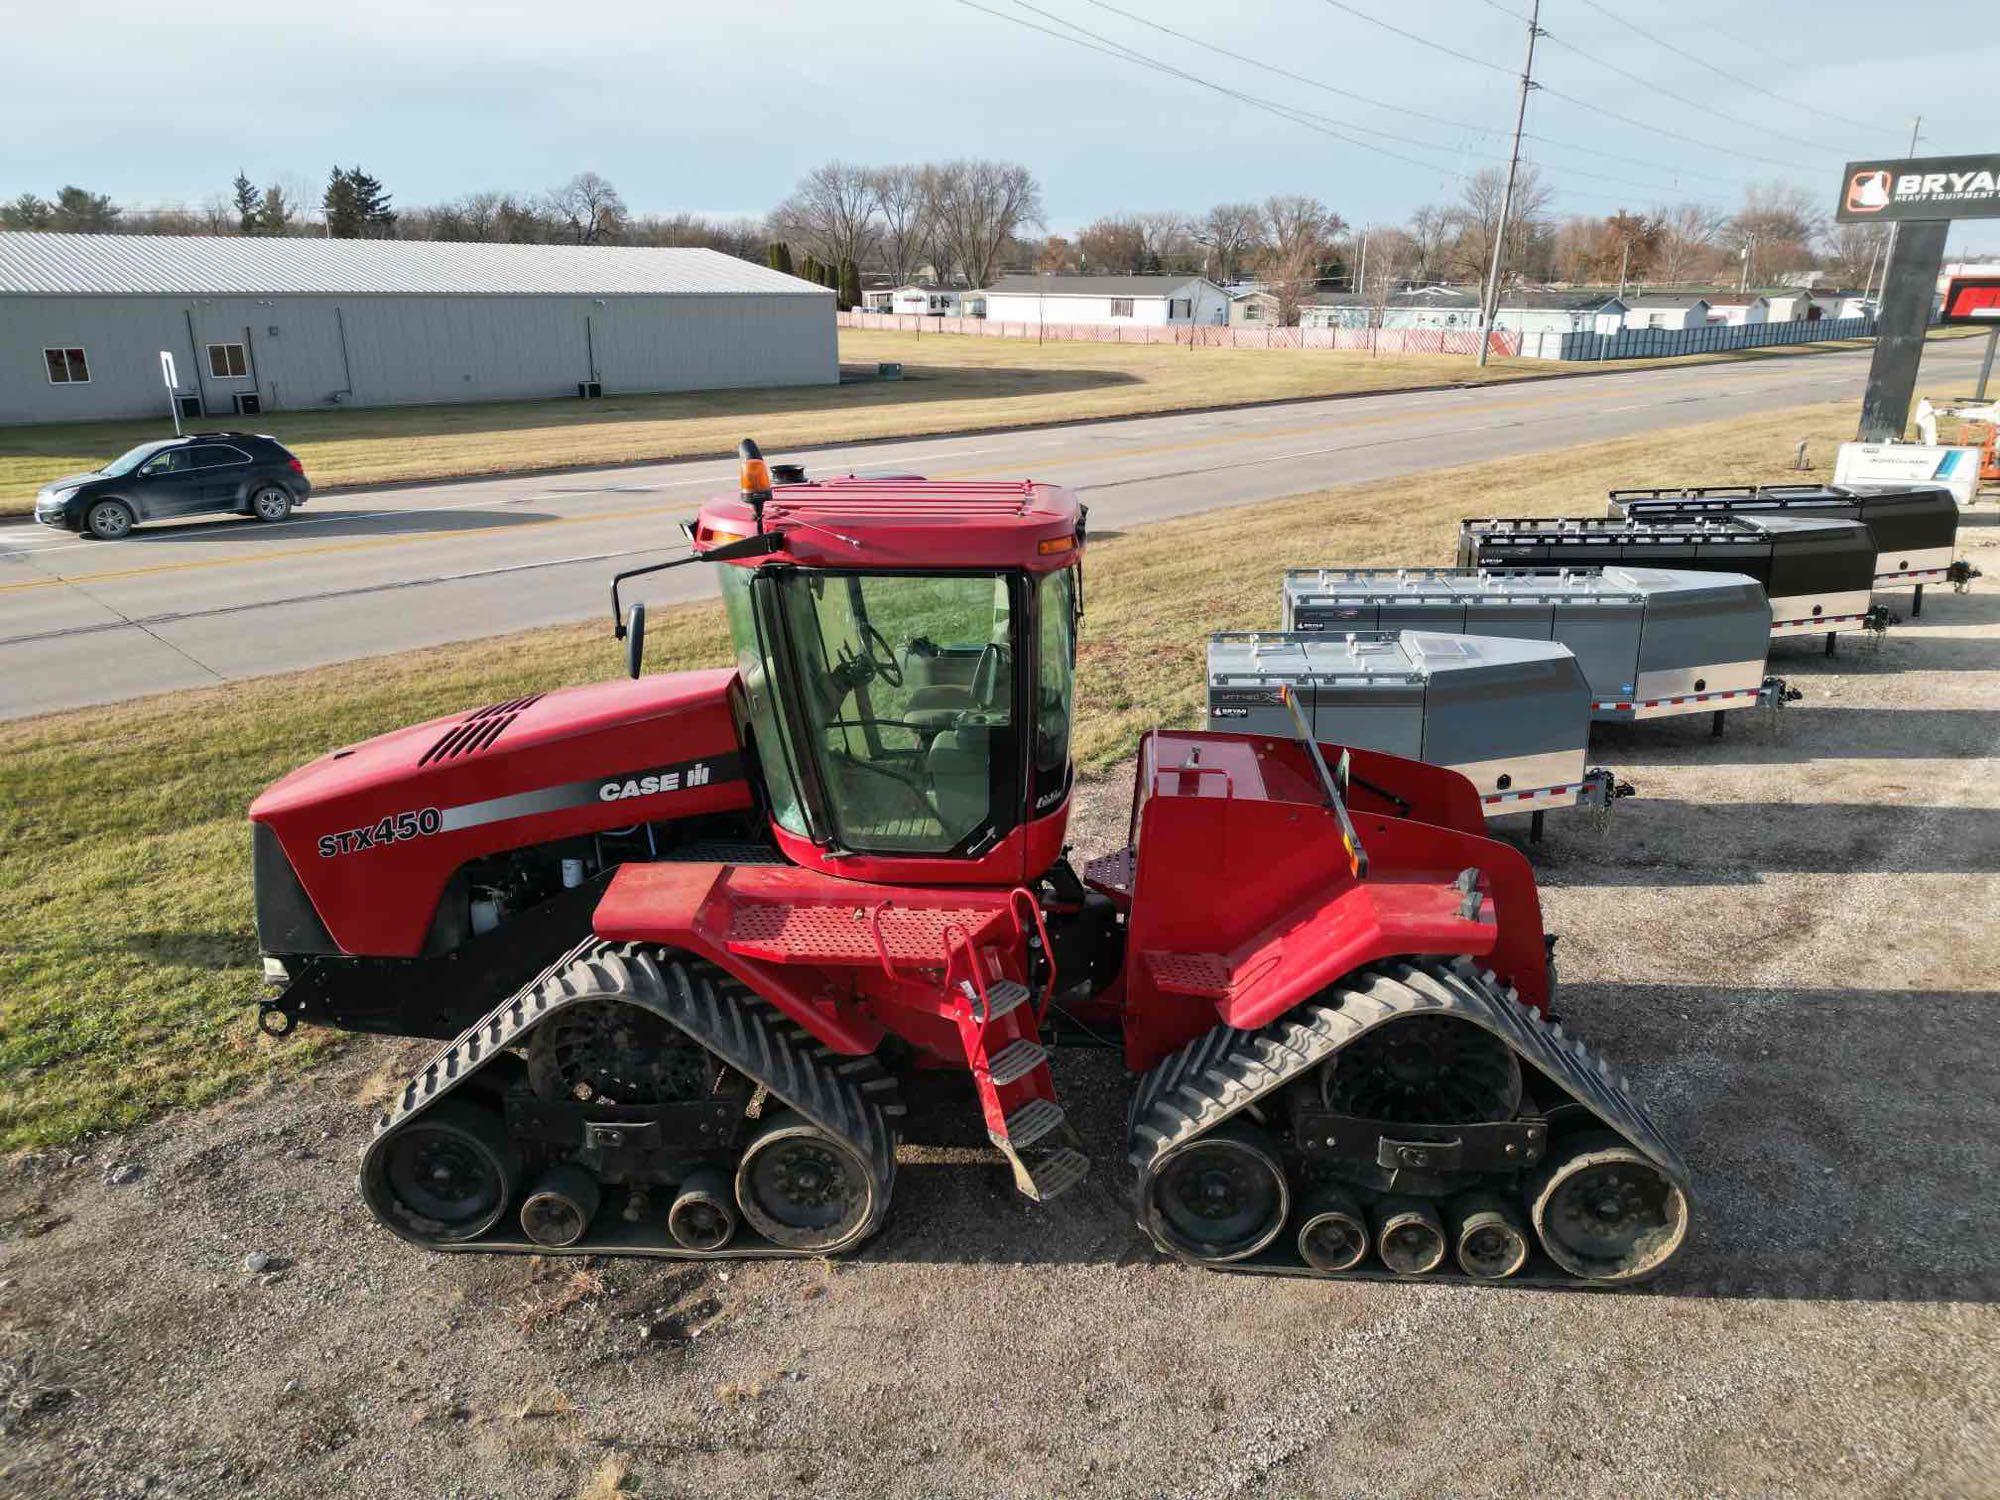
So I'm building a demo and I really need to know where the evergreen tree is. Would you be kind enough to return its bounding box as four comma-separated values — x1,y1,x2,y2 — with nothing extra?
49,187,120,232
323,166,362,237
766,241,794,276
232,171,259,234
345,167,395,237
800,252,823,287
837,257,862,311
258,184,293,234
1,193,53,229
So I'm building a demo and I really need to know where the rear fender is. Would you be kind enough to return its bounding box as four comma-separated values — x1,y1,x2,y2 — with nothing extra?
1221,812,1551,1035
591,862,886,1056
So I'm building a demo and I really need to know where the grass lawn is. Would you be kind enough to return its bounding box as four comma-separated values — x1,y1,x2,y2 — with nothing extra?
5,324,1976,515
0,396,1895,1149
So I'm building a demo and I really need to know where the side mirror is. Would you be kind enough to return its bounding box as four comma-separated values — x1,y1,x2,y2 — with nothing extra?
623,603,646,679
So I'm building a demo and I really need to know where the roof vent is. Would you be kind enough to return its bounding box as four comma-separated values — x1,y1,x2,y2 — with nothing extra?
418,693,544,766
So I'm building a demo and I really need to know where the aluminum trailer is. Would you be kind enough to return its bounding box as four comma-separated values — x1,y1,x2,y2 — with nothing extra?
1456,513,1889,654
1280,565,1795,731
1605,483,1975,616
1207,630,1629,838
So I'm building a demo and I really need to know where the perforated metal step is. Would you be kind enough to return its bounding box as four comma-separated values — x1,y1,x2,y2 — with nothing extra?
977,980,1033,1023
1000,1097,1065,1150
1019,1145,1091,1203
984,1038,1049,1086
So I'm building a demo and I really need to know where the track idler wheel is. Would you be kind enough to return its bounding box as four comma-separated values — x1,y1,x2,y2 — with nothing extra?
368,1101,519,1243
668,1168,739,1252
1373,1196,1447,1275
1295,1185,1369,1272
1145,1121,1290,1264
734,1110,878,1253
1528,1131,1689,1283
1450,1191,1531,1280
519,1163,602,1248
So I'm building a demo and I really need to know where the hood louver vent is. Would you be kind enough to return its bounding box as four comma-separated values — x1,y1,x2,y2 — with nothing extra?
418,693,544,766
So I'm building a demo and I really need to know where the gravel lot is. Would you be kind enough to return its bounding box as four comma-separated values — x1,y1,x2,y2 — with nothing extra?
3,519,1996,1499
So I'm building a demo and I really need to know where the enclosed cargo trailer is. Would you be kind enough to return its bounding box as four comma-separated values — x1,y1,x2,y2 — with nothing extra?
1280,565,1794,728
1456,513,1889,649
1604,482,1974,613
1207,630,1628,834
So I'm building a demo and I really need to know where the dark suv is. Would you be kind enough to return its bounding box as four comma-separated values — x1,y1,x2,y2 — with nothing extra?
34,432,312,540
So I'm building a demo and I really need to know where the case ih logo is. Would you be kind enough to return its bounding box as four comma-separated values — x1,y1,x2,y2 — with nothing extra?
1835,154,2000,223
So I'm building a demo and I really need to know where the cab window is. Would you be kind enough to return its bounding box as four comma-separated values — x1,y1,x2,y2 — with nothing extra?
1033,566,1077,800
778,572,1015,855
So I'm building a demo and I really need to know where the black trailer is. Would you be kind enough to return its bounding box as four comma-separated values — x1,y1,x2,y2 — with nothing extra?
1456,513,1888,652
1605,482,1972,614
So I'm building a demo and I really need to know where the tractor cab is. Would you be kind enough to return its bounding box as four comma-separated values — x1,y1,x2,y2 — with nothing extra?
691,454,1083,885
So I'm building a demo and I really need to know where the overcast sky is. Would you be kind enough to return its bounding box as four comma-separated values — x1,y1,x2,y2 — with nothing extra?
6,0,1995,250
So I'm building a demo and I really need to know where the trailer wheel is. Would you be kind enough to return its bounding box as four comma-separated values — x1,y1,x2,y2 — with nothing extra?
734,1110,877,1252
1528,1131,1688,1283
1146,1121,1290,1264
369,1101,518,1242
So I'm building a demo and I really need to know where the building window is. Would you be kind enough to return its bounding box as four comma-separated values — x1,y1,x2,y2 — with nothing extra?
207,342,250,379
1169,298,1190,319
1241,302,1262,322
43,347,89,384
1109,298,1135,318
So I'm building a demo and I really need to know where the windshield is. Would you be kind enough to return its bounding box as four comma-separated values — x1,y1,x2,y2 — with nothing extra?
776,571,1016,855
101,441,175,477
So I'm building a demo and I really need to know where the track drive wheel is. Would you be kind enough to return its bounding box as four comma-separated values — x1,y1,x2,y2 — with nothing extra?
366,1101,518,1243
1145,1121,1290,1264
1321,1014,1523,1124
1528,1131,1689,1283
734,1110,878,1253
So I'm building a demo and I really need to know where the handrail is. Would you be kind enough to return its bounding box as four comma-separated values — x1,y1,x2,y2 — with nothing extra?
941,922,992,1026
864,901,901,983
1008,887,1057,1022
1280,686,1370,879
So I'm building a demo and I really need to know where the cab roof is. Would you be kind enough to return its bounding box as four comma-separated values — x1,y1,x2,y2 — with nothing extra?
693,476,1082,571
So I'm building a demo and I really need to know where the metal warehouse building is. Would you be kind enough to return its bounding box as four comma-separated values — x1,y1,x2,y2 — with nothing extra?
0,232,836,425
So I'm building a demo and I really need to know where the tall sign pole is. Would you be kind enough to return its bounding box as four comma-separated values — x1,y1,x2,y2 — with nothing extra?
1837,150,2000,441
1475,0,1540,369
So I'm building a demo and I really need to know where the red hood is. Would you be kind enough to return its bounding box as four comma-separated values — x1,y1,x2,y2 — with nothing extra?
252,669,740,819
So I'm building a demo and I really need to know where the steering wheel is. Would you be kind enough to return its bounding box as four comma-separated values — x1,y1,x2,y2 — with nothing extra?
859,620,904,687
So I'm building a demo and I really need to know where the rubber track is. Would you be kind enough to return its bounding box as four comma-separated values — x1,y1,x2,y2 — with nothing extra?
1127,958,1690,1281
361,940,902,1255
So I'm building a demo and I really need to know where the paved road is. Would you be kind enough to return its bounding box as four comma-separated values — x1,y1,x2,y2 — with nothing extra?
2,339,1988,719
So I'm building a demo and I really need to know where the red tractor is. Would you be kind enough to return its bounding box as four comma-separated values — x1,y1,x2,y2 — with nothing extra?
249,444,1689,1284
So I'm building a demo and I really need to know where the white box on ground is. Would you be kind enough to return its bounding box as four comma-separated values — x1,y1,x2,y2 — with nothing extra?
1834,441,1984,506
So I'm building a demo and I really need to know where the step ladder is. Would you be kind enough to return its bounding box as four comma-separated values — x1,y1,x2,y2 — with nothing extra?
948,968,1090,1205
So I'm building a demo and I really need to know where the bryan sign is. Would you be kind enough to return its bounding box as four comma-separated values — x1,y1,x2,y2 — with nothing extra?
1837,153,2000,222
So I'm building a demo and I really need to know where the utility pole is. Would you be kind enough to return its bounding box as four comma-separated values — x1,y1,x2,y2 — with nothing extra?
1357,226,1369,295
1617,239,1630,300
1738,235,1754,293
1475,0,1541,368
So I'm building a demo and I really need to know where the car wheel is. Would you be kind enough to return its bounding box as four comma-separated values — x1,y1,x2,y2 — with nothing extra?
250,485,293,523
85,499,135,540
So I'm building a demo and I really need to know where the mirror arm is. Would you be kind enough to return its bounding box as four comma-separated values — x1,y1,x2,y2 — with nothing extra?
610,531,784,637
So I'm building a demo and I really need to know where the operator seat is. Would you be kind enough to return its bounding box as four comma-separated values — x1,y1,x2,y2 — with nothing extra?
906,644,1007,733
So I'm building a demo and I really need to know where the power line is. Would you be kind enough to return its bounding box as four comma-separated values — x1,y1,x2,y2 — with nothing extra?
1568,0,1895,138
1532,27,1840,159
1074,0,1742,193
1311,0,1827,173
957,0,1470,179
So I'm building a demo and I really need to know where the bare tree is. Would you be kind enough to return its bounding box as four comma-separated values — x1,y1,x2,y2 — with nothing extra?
869,165,931,284
1651,202,1728,284
1078,216,1146,273
1257,195,1345,323
923,160,1042,288
545,173,627,244
1132,211,1194,272
773,162,879,273
1032,234,1078,273
1196,202,1266,282
1404,204,1453,284
1727,180,1823,281
1447,166,1552,296
1820,221,1888,288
